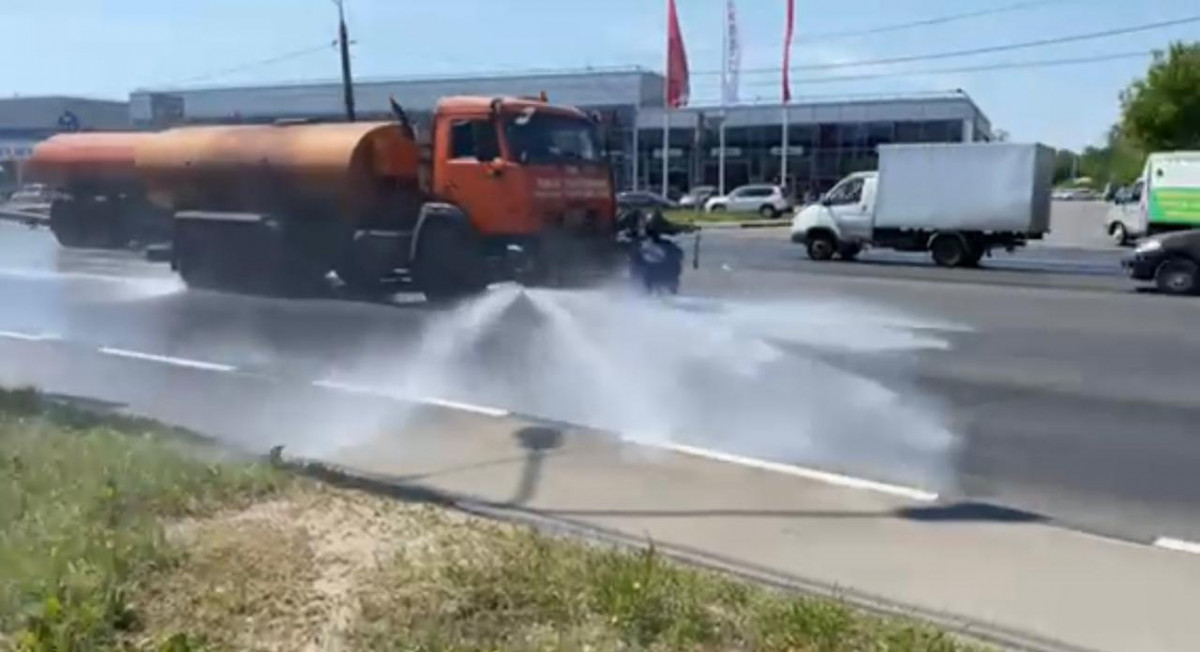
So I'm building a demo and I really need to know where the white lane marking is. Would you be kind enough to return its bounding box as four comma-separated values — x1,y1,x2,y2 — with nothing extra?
1153,537,1200,555
312,379,400,399
312,380,510,418
98,347,236,372
0,330,61,342
313,379,934,501
648,441,940,502
418,396,510,418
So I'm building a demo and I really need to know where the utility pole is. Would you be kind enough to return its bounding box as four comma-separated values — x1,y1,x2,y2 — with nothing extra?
333,0,356,121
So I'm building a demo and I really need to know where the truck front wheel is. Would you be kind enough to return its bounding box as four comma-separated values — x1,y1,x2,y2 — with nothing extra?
931,233,969,268
412,215,487,303
806,232,837,261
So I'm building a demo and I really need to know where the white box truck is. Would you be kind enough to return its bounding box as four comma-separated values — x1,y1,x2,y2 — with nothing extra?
790,143,1055,267
1104,151,1200,245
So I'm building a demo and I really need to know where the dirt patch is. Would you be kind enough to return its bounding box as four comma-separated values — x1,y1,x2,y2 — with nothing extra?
130,483,438,651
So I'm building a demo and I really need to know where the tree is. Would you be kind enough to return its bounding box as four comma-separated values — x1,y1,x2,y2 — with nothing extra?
1079,125,1144,186
1053,149,1079,184
1120,41,1200,151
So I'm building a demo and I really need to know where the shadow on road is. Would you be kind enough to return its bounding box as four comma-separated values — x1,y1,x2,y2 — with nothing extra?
536,500,1048,524
509,426,565,505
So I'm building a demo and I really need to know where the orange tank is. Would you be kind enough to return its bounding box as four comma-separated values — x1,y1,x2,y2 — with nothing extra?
26,132,154,190
134,121,421,218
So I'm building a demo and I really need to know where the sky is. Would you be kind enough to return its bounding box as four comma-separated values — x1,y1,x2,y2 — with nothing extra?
3,0,1198,149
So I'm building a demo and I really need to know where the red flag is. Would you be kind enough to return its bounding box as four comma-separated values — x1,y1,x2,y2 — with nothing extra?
666,0,690,108
782,0,795,103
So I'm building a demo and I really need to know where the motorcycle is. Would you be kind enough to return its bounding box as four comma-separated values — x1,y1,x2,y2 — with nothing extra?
616,209,701,295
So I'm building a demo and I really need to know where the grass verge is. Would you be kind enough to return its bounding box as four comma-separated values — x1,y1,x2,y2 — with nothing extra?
0,386,985,651
0,388,288,651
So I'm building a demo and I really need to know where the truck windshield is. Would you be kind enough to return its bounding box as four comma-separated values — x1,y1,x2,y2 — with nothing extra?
504,110,599,164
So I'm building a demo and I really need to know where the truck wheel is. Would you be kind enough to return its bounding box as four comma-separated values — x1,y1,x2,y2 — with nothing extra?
931,233,969,268
412,217,487,303
759,205,780,219
962,247,985,268
1109,222,1129,247
806,232,837,261
49,201,88,248
175,226,223,290
1155,257,1199,296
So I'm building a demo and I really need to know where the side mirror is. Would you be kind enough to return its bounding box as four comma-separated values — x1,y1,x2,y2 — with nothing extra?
487,158,506,176
820,197,832,207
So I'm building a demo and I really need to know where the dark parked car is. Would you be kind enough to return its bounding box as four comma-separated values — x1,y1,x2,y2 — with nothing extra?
1123,229,1200,295
617,191,678,211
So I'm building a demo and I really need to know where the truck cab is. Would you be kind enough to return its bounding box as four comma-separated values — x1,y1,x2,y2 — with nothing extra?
790,171,878,260
430,97,615,241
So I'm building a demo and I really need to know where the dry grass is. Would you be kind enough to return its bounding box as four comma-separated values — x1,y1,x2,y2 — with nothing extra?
349,513,981,652
127,485,428,652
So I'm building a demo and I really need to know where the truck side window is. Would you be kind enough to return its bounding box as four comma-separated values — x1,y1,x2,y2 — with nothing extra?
1130,180,1143,202
450,120,500,161
826,178,864,205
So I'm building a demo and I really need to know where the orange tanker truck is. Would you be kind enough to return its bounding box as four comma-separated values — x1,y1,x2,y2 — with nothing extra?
29,95,619,300
25,132,172,248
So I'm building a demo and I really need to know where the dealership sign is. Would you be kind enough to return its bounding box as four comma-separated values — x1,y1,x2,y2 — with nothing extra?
0,141,35,160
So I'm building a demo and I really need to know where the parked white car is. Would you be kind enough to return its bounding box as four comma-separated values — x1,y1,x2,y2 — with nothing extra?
704,184,791,217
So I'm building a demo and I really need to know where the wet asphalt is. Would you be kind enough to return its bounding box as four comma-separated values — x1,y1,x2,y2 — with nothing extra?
1,219,1198,547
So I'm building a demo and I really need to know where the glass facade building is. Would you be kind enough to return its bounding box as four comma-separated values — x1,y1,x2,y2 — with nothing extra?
128,69,991,198
634,95,992,199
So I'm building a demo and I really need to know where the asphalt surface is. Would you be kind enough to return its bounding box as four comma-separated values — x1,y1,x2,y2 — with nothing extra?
1,218,1199,550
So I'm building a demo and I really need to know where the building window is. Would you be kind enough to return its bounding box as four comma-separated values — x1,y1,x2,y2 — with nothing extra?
895,121,923,143
867,122,894,148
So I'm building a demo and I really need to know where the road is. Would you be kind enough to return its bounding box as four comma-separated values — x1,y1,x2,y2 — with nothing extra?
1,218,1198,551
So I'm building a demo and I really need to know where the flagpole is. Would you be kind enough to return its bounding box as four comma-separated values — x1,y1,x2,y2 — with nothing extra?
662,0,670,198
719,1,728,197
781,104,789,190
631,107,640,191
781,0,795,195
662,109,670,198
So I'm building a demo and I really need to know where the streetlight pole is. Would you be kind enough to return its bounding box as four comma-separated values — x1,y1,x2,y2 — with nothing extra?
333,0,356,122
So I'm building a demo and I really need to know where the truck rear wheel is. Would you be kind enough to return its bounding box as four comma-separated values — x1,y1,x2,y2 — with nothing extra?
49,199,125,249
175,217,336,296
931,233,969,268
412,208,487,303
49,200,88,248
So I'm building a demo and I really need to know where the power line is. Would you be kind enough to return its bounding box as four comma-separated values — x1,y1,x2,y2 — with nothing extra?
800,0,1075,42
159,41,339,88
693,14,1200,77
726,50,1152,91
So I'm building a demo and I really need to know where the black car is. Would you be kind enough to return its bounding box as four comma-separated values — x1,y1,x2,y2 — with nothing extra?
617,191,678,211
1123,229,1200,295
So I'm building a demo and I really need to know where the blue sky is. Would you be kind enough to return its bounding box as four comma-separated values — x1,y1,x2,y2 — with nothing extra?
3,0,1198,149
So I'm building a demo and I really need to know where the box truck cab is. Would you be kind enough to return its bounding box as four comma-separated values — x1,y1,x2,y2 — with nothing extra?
790,172,878,261
791,143,1054,268
1105,151,1200,246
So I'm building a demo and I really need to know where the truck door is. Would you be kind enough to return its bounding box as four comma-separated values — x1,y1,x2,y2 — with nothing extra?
823,175,873,243
438,117,521,235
